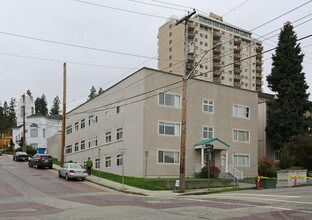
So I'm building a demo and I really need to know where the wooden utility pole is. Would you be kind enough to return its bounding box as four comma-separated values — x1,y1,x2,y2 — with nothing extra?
61,63,66,166
176,10,196,193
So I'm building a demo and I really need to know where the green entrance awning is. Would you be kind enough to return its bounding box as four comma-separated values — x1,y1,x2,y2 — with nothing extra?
194,137,230,149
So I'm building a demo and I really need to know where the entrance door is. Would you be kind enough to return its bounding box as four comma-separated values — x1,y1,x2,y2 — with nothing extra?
220,151,226,172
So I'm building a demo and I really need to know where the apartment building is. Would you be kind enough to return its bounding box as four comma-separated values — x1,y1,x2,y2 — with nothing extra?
158,12,263,92
64,68,258,178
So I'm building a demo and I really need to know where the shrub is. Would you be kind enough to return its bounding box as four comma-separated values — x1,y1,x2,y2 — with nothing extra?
258,157,276,177
199,165,220,178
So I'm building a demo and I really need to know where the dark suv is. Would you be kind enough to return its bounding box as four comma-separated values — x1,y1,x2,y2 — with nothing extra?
28,154,53,169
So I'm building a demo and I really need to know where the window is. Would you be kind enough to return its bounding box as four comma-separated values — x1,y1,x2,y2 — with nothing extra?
74,142,79,152
158,121,180,136
233,104,250,118
117,154,123,166
89,115,98,125
203,99,214,113
29,143,38,149
30,129,38,137
95,158,100,169
105,156,111,167
89,136,98,148
116,104,123,114
104,109,111,119
42,129,46,138
233,129,250,142
203,126,213,139
81,119,85,129
80,140,85,150
233,154,250,166
65,145,72,154
158,150,180,164
75,122,79,131
116,127,123,140
105,131,112,143
158,92,181,108
66,125,72,135
221,153,226,166
274,151,281,161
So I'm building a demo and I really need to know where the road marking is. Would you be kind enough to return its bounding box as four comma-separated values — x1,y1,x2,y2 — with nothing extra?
215,193,301,198
184,198,312,214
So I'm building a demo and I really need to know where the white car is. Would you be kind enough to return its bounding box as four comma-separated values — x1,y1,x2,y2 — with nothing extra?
58,163,88,181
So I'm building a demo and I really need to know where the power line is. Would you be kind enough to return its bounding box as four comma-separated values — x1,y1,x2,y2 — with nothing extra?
128,0,188,12
0,52,133,69
72,0,168,19
222,0,251,17
67,33,312,117
250,0,312,31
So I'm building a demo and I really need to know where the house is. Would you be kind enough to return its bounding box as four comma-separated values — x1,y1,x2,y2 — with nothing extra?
64,67,258,178
12,92,62,152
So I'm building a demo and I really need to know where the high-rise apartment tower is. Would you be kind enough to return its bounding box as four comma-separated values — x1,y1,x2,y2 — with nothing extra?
158,12,263,92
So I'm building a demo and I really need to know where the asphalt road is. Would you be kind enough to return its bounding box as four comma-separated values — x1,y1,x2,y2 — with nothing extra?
0,155,311,219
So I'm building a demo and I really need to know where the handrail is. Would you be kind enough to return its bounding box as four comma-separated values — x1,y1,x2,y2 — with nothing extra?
229,165,243,180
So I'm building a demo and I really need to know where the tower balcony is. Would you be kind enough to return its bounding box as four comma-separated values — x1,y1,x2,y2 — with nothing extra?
213,62,221,69
234,46,241,52
213,31,221,38
213,55,220,62
234,37,241,45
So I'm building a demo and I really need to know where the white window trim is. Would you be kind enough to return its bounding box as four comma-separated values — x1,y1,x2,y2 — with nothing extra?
116,127,123,141
158,91,181,109
233,153,250,167
233,129,250,143
74,122,79,131
116,102,124,114
80,119,86,130
202,99,214,114
202,125,214,139
116,154,123,167
233,104,250,119
88,114,98,126
157,149,180,165
105,155,112,168
158,120,181,137
88,135,98,148
105,130,112,144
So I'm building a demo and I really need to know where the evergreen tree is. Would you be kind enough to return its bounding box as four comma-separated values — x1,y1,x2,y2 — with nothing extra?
8,98,16,128
88,86,97,100
50,96,61,115
2,101,9,131
0,103,4,133
35,94,48,115
266,22,310,150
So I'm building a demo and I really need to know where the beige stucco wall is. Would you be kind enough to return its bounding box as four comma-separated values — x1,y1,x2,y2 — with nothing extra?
47,133,62,160
64,68,259,178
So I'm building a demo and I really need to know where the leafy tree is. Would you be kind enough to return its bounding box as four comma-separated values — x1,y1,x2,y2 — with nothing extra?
88,86,97,100
35,94,48,115
284,134,312,170
266,22,310,150
50,96,61,115
258,157,276,177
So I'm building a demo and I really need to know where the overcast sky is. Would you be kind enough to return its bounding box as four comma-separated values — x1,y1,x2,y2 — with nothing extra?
0,0,311,111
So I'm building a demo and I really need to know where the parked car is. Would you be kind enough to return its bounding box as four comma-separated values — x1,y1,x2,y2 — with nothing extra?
28,154,53,169
13,151,28,161
58,163,88,181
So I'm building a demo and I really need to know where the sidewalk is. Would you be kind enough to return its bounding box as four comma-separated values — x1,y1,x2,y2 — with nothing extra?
53,164,255,197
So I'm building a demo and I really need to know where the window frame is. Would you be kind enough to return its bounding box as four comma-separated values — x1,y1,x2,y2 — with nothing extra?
233,154,250,167
105,131,112,143
88,136,98,148
157,150,180,164
105,156,112,168
233,129,250,143
158,121,181,136
65,145,72,154
66,125,72,135
80,140,85,150
233,104,250,119
88,114,98,126
80,119,85,129
116,127,123,141
202,99,214,113
116,154,123,166
158,92,181,108
202,125,214,139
